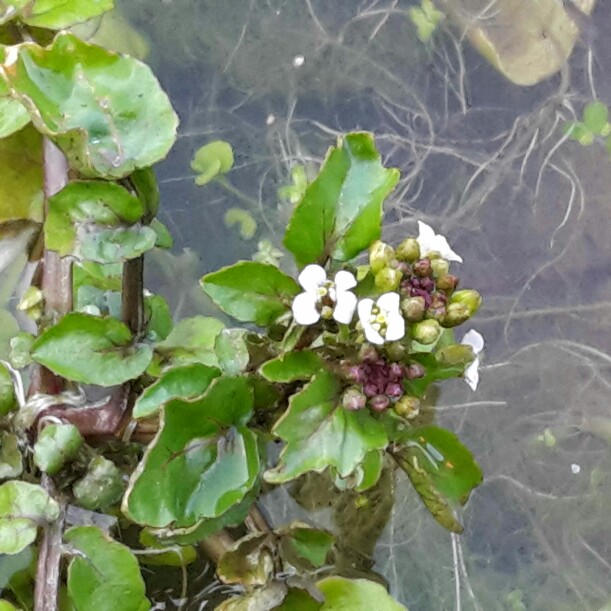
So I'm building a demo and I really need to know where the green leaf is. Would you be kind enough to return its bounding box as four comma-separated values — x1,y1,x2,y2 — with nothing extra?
259,351,324,383
31,313,153,386
143,293,172,341
33,424,83,475
137,529,197,568
275,588,322,611
65,526,149,611
224,208,257,240
150,218,173,248
201,261,299,326
264,372,388,484
393,426,483,533
133,363,221,419
408,0,444,44
283,132,399,266
278,523,334,570
316,576,406,610
22,0,114,29
0,126,42,224
156,316,225,367
0,1,29,25
402,353,468,399
3,33,178,179
215,328,250,375
0,481,59,554
0,97,29,139
123,376,258,528
72,456,124,510
45,181,143,256
217,532,275,587
0,363,16,415
8,331,34,369
78,225,157,263
0,432,22,479
582,101,609,135
191,140,234,186
565,121,594,146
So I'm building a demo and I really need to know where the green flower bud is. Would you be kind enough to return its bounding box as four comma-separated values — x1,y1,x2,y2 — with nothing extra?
412,319,441,344
73,456,124,510
425,304,446,322
342,387,367,411
435,344,475,366
394,395,421,419
442,302,470,327
374,267,402,291
385,341,407,361
430,258,450,278
369,240,395,273
401,296,426,321
395,237,420,262
450,289,482,316
436,274,459,292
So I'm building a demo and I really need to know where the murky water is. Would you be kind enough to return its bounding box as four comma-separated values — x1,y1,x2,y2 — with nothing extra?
122,1,611,608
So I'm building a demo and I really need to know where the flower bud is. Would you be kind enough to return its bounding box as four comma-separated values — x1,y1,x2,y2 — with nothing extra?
364,383,379,398
359,344,379,363
401,296,426,321
388,362,405,380
385,342,406,361
425,303,446,322
374,267,402,292
344,364,365,383
442,302,470,327
385,382,403,398
436,274,459,293
412,319,441,344
413,259,432,277
342,387,367,411
369,240,395,274
370,394,390,412
406,363,426,379
394,395,421,419
430,258,450,278
396,237,420,262
450,289,482,316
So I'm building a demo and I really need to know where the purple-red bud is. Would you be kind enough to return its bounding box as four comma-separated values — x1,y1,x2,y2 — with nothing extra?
385,382,403,398
364,383,379,398
413,259,432,277
407,363,426,379
370,395,390,412
342,387,367,411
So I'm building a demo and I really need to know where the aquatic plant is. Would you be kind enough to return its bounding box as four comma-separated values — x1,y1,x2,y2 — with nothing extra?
0,3,486,610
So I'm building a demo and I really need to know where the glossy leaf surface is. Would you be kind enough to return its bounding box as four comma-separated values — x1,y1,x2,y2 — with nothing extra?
259,351,323,383
23,0,114,29
33,424,83,475
316,576,406,610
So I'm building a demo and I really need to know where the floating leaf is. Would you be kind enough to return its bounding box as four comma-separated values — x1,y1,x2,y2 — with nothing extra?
316,576,406,610
0,126,42,224
278,165,308,205
72,456,124,510
215,328,250,375
77,225,157,263
22,0,114,29
133,363,221,419
0,432,22,479
259,351,324,383
201,261,299,326
191,140,234,186
0,363,16,415
156,316,225,368
582,101,609,135
264,371,388,484
31,313,153,386
284,132,399,266
45,181,143,256
408,0,444,44
33,424,83,475
65,526,149,611
224,208,257,240
2,33,178,179
0,481,59,554
124,376,258,528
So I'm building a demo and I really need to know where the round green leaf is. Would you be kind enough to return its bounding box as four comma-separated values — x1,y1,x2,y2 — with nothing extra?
0,481,59,554
22,0,114,29
284,132,399,266
259,351,324,383
215,328,250,375
77,225,157,263
31,313,153,386
72,456,123,510
65,525,149,611
191,140,234,186
123,376,257,528
3,33,178,179
582,101,609,135
316,576,406,610
33,424,83,475
133,363,221,419
201,261,300,326
143,294,173,341
0,432,22,479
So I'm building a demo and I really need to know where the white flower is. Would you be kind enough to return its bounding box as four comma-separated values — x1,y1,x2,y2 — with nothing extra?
416,221,463,263
461,329,484,391
292,264,357,325
357,292,405,345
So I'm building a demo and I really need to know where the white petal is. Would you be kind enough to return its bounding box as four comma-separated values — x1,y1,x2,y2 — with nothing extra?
362,322,384,345
464,357,480,391
433,234,463,263
416,221,436,250
298,264,326,291
292,292,320,325
416,221,463,263
377,292,400,312
357,298,374,323
385,313,405,342
333,291,357,324
334,270,357,291
461,329,484,355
